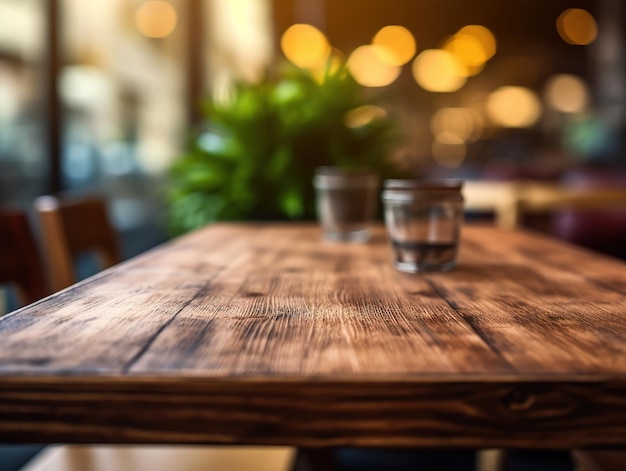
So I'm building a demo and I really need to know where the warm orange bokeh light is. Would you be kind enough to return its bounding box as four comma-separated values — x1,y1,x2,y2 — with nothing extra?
486,86,542,128
372,25,416,66
443,25,495,77
135,1,178,39
445,34,488,68
412,49,466,92
348,45,401,87
557,9,598,45
458,25,497,59
281,24,331,69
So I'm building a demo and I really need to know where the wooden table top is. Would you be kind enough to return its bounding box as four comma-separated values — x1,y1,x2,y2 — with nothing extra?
2,223,626,448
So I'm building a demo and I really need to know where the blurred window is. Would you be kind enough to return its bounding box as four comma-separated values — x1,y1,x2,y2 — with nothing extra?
60,0,186,247
0,0,46,207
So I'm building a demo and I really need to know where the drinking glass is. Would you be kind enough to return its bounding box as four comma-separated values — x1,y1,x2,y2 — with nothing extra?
382,180,464,272
313,167,379,242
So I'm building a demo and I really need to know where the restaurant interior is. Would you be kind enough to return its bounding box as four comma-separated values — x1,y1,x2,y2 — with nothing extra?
1,0,626,470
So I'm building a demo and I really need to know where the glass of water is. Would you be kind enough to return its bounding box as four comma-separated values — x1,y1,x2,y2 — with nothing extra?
382,180,464,272
313,167,379,243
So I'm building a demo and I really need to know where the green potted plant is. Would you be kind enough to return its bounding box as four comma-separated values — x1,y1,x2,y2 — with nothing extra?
167,61,402,235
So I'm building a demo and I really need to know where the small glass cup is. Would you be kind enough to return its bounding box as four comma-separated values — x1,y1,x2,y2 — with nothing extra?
313,167,379,242
382,180,464,272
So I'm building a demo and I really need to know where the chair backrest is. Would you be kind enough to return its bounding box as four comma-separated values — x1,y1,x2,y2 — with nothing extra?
34,195,122,292
0,207,48,305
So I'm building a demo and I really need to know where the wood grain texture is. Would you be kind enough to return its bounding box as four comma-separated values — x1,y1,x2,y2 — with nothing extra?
3,378,626,448
1,223,626,448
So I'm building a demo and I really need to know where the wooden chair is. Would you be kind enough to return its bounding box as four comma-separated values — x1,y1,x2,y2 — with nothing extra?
34,195,122,292
0,207,48,306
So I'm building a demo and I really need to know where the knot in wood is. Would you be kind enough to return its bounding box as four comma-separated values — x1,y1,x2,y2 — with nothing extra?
503,387,536,411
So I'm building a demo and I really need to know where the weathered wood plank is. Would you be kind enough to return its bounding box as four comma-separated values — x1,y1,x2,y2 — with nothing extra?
130,227,508,374
2,377,626,448
426,226,626,374
0,227,251,373
2,224,626,376
2,223,626,448
127,224,626,376
466,225,626,295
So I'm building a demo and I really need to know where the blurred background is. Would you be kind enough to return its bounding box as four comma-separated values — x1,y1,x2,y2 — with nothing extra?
1,0,625,258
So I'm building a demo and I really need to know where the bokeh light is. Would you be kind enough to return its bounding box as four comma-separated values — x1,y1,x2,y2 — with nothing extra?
544,74,589,114
445,34,488,68
344,105,388,128
135,1,178,38
281,24,331,69
412,49,466,92
372,25,416,66
432,141,467,168
431,107,483,143
60,66,113,109
458,25,497,59
442,25,495,77
557,9,598,45
348,45,401,87
486,86,542,128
